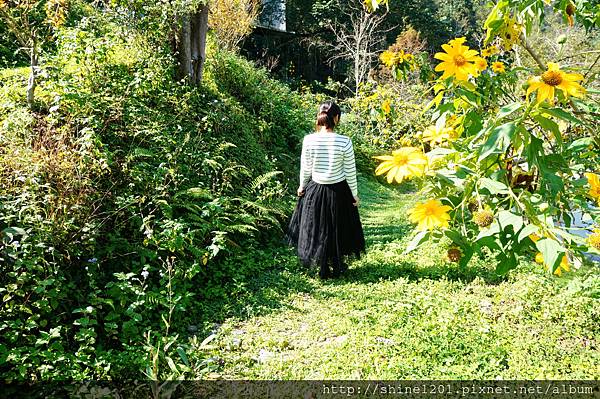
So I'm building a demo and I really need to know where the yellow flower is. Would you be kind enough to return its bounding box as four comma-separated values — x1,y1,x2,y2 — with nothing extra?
381,100,391,114
585,172,600,203
474,56,488,73
380,50,396,68
422,125,456,145
534,252,545,263
448,37,467,46
408,199,452,231
529,233,541,243
380,49,405,68
588,229,600,250
374,147,427,184
535,252,570,276
526,62,585,104
500,17,523,50
398,136,413,146
433,37,480,81
491,61,505,73
403,53,415,62
481,46,499,57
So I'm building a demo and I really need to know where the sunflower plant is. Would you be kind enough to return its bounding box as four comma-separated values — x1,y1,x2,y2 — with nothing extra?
373,0,600,275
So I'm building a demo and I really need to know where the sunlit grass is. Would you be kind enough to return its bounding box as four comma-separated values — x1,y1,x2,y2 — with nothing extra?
191,176,600,379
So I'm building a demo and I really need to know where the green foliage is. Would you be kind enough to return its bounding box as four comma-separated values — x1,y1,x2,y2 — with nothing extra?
0,7,313,381
345,81,431,151
373,0,600,276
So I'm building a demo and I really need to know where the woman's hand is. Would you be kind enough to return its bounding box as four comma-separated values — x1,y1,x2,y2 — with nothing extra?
297,187,305,197
353,196,360,207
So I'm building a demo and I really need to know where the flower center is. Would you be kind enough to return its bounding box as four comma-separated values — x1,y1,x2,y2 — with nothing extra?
394,154,409,166
453,55,466,66
542,70,562,86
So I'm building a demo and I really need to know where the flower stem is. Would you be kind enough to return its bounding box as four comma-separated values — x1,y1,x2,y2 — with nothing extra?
519,34,546,71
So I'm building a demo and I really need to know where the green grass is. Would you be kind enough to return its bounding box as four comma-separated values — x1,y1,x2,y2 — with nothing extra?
191,175,600,379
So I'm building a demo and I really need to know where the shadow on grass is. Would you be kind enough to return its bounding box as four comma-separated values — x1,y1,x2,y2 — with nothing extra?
193,177,505,336
363,221,413,247
340,258,508,286
194,245,318,334
327,216,508,286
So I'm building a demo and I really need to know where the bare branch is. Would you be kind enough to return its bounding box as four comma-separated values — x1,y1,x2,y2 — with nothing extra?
320,0,390,95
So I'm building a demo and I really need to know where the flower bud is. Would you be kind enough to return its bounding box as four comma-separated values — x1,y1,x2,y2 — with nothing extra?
473,209,494,228
447,247,462,263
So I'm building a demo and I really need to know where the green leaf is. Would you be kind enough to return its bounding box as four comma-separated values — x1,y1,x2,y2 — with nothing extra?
540,171,564,197
404,231,430,254
427,147,456,158
533,114,561,146
475,221,500,241
497,210,523,233
444,229,467,248
200,333,217,348
483,0,508,44
541,108,581,124
476,235,502,252
478,122,517,161
479,178,510,195
535,238,565,273
2,227,26,236
459,246,474,268
166,356,178,372
526,135,544,168
497,102,523,119
496,252,518,274
177,347,190,367
568,137,593,152
517,224,539,243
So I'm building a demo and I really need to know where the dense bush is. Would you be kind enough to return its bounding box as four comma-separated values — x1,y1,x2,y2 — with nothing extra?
0,10,314,380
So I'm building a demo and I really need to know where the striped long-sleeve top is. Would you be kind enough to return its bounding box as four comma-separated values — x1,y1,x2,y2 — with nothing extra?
299,132,358,197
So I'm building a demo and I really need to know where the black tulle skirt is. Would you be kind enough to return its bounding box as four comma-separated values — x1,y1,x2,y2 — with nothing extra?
285,179,366,278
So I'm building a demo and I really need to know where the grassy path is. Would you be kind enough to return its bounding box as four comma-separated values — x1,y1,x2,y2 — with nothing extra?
196,176,600,379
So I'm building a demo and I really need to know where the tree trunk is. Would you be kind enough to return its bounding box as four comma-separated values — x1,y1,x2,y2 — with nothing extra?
176,14,192,82
27,36,38,109
175,5,209,85
190,5,209,84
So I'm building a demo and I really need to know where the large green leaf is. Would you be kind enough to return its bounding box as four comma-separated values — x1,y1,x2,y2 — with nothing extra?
517,224,539,243
568,137,594,152
535,238,565,273
540,171,564,198
478,122,517,161
496,252,518,274
533,114,561,147
479,177,510,195
497,102,523,119
475,220,501,241
444,229,469,248
541,108,582,124
497,210,523,233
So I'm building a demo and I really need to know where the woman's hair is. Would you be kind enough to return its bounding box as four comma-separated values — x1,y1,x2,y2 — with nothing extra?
316,101,342,130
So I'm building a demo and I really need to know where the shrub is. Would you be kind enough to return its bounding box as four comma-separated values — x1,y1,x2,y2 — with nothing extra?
0,9,313,381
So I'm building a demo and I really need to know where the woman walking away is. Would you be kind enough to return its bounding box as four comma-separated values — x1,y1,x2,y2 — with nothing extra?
286,100,366,279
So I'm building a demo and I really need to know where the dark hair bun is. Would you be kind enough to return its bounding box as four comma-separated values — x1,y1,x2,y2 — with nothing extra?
316,101,342,130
